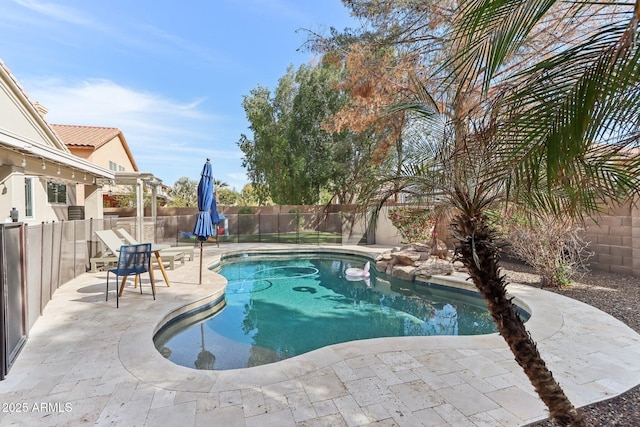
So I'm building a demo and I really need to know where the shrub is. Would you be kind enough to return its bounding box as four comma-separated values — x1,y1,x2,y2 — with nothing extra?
501,213,593,288
388,208,435,244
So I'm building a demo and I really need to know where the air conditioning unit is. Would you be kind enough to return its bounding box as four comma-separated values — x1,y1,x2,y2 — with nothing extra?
68,206,85,220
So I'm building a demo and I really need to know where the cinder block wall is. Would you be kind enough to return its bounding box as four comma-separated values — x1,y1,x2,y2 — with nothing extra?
583,202,639,277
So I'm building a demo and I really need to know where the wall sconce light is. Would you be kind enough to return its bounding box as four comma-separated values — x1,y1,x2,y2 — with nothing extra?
21,155,26,168
83,172,87,181
71,168,75,179
1,183,6,195
41,159,46,170
57,165,61,175
92,177,96,185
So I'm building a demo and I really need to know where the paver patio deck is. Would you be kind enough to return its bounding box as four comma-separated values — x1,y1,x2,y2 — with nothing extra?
1,243,639,426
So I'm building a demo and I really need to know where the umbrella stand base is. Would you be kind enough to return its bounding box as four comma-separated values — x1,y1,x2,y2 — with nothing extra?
199,242,203,284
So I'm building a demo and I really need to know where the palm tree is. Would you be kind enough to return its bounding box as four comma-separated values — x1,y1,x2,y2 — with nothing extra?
213,179,229,191
168,177,198,207
361,2,640,426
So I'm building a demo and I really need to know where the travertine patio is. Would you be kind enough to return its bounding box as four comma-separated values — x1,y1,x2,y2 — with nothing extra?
1,244,639,427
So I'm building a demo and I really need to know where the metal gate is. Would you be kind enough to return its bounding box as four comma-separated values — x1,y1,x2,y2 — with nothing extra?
0,223,27,380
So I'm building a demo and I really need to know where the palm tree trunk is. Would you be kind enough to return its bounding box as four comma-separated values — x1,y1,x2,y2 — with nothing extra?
451,212,587,427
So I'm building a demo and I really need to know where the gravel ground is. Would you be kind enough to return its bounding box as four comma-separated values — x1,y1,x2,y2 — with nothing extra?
498,260,640,427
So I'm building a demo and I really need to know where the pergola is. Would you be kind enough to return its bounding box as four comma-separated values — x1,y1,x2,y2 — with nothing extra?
105,171,163,243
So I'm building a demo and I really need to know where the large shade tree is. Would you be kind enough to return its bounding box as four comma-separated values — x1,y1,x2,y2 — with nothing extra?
329,1,640,425
238,61,352,205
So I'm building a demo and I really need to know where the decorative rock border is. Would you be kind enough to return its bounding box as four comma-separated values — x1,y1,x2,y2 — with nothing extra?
375,241,456,281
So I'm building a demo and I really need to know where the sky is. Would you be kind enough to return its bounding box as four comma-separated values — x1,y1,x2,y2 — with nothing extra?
0,0,359,190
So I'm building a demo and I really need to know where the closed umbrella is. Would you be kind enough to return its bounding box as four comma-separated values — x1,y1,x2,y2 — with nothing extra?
210,192,221,248
193,158,214,284
194,324,215,370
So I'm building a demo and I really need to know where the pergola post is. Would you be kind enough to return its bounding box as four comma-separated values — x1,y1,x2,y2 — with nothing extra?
151,184,158,243
135,178,144,243
112,172,163,244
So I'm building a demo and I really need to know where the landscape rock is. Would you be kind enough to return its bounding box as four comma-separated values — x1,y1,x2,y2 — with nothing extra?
375,241,454,282
376,252,393,261
419,251,432,261
412,242,432,252
392,251,422,265
431,239,449,260
392,265,416,281
414,258,455,278
375,260,390,273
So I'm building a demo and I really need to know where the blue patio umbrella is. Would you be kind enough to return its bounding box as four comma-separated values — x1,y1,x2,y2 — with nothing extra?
193,159,214,284
210,193,221,227
209,192,221,248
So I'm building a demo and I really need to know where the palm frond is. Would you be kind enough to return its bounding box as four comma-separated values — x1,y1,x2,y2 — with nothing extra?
490,18,640,215
453,0,559,93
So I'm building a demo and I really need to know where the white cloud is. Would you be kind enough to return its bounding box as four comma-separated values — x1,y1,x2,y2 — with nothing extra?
32,78,205,116
14,0,93,25
23,77,247,186
26,78,215,142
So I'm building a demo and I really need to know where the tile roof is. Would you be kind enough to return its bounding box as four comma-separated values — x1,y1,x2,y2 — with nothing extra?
0,59,29,100
51,124,139,171
50,124,122,149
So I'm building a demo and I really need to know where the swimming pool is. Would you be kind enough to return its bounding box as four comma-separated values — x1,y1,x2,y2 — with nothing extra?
154,252,514,371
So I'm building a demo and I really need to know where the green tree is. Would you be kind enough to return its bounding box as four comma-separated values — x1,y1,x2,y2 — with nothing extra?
287,62,350,204
238,68,294,205
237,183,271,206
238,61,352,205
336,1,640,425
216,188,240,206
443,8,640,423
108,187,135,208
107,185,153,208
213,179,229,191
168,177,198,207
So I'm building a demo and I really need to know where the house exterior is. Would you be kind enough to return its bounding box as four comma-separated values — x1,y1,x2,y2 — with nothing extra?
52,124,169,208
51,124,138,204
52,124,138,173
0,59,113,224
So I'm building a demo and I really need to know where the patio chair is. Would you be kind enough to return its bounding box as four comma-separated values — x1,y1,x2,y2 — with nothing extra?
116,228,193,262
94,229,184,271
106,243,156,308
89,229,126,272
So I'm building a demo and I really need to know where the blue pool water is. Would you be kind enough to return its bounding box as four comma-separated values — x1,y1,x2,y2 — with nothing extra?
154,252,506,371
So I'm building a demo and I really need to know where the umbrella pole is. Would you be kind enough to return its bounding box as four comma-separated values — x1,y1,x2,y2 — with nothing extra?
199,241,203,284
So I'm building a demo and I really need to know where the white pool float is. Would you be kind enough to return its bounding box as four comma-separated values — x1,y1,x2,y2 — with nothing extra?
345,261,370,281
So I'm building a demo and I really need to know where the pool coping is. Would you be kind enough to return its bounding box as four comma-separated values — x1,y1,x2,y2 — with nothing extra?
152,250,532,373
119,276,559,393
3,243,639,426
118,246,640,420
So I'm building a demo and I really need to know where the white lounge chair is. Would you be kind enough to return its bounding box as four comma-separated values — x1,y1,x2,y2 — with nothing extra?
93,229,185,272
115,228,194,262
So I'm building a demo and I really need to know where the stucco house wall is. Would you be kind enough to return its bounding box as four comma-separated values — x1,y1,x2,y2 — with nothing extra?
0,59,113,224
52,124,141,204
56,125,138,173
